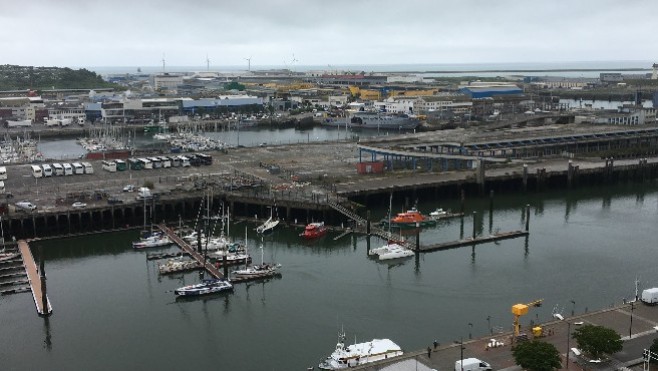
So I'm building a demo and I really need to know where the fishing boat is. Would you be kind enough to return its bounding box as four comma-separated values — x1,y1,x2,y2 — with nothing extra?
256,207,279,234
380,207,437,229
174,278,233,296
132,234,172,249
318,330,403,370
369,242,405,257
300,222,328,239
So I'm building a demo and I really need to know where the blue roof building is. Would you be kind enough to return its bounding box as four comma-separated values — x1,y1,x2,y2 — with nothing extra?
459,86,523,99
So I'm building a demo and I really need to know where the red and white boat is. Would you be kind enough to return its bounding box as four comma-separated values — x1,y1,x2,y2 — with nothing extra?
300,222,328,239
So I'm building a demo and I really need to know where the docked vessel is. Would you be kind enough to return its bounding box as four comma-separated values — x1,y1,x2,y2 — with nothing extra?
256,207,279,234
233,237,281,279
0,252,19,262
380,208,437,229
377,245,414,260
132,234,172,249
429,208,448,219
318,330,403,370
300,222,328,239
174,278,233,296
158,258,201,274
323,112,419,131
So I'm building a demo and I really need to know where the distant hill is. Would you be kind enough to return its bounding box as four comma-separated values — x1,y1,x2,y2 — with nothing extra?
0,64,119,91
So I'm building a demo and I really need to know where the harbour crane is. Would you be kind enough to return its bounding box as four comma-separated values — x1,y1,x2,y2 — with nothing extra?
512,299,543,337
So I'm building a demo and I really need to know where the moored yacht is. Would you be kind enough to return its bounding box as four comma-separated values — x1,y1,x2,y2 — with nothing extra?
318,330,403,370
174,278,233,296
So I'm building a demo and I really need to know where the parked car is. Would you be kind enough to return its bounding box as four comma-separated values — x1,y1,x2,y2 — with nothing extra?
15,201,37,211
72,202,87,209
107,197,123,205
123,184,135,192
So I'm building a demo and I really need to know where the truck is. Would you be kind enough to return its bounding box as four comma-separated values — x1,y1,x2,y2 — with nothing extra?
641,288,658,305
455,358,492,371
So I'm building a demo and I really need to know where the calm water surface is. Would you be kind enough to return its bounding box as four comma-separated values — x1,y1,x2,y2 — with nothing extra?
2,182,658,370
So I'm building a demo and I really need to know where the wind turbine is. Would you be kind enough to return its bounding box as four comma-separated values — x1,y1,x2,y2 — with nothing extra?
206,54,210,71
161,53,166,72
291,53,299,74
244,56,252,72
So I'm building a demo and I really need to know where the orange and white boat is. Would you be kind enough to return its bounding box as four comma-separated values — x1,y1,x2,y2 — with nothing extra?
381,207,437,229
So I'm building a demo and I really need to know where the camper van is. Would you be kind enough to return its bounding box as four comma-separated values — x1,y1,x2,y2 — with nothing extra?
52,163,64,176
82,162,94,174
41,164,53,177
72,162,84,175
63,163,73,176
31,165,43,178
455,358,492,371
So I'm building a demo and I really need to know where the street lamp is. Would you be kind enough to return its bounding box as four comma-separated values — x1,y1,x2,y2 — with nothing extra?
487,316,492,335
570,300,576,316
468,323,473,339
554,314,571,369
630,301,635,339
453,338,465,371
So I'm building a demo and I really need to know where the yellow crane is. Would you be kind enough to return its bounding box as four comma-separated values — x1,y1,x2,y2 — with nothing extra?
512,299,543,336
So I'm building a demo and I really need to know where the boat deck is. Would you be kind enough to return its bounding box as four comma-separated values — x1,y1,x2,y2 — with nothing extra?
18,240,52,315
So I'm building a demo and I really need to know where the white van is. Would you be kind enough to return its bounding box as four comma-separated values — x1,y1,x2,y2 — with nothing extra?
41,164,53,177
52,163,64,176
455,358,492,371
72,162,84,175
0,166,7,180
82,162,94,174
31,164,43,178
63,163,73,176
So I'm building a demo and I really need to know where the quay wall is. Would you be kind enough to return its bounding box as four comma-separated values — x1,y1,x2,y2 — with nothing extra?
4,157,658,240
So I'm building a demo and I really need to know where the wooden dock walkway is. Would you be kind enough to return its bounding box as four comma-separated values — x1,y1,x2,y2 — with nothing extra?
18,240,52,315
156,224,224,279
155,224,281,283
418,230,528,252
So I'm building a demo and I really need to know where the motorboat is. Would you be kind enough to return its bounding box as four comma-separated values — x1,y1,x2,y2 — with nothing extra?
381,207,437,229
300,222,328,239
368,242,405,257
429,208,448,219
174,278,233,296
0,252,19,262
132,234,171,249
158,258,200,274
318,330,403,370
378,245,414,261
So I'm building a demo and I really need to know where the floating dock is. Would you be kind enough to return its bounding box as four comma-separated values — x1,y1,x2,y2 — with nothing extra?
18,240,52,315
418,230,528,252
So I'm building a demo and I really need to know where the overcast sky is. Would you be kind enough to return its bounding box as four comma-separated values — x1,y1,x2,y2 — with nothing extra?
1,0,655,69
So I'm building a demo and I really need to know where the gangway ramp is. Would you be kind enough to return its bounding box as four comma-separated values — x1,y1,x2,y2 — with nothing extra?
18,240,52,316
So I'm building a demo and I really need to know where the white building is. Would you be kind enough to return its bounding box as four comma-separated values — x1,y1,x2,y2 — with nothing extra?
153,73,184,90
412,96,473,114
385,96,418,113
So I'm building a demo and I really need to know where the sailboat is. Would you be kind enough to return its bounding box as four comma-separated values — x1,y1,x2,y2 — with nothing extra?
233,232,281,279
256,204,279,234
369,194,413,260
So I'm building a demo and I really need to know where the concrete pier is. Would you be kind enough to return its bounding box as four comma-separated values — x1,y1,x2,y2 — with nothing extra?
18,240,52,315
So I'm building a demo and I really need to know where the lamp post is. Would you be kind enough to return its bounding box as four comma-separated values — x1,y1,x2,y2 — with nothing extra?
487,316,492,335
570,300,576,316
468,323,473,340
566,321,571,369
630,301,635,338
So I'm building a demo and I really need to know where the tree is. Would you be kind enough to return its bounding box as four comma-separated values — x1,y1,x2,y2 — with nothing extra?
572,324,622,359
512,340,562,371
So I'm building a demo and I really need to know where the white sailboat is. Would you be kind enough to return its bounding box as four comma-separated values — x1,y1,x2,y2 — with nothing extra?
256,205,279,234
233,231,280,278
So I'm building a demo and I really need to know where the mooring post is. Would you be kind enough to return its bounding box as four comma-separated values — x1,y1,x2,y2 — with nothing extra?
567,160,573,188
415,223,420,252
223,253,228,278
460,188,465,216
366,210,371,236
472,211,477,239
38,246,48,315
489,189,494,215
525,204,530,232
196,224,202,254
522,164,528,192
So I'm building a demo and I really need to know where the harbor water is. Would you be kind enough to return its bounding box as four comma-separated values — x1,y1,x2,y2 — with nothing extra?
2,181,658,370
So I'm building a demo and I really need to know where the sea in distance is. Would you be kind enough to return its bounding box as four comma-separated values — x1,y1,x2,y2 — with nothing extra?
86,60,654,78
2,181,658,370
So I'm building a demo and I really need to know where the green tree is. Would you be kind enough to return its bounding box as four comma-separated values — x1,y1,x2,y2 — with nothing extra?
512,340,562,371
572,324,622,359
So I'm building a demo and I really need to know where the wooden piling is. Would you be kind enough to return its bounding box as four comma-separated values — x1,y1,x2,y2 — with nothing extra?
525,204,530,232
522,164,528,191
472,211,477,239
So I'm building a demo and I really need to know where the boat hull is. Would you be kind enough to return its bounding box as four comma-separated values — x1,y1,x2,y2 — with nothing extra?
380,219,437,229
